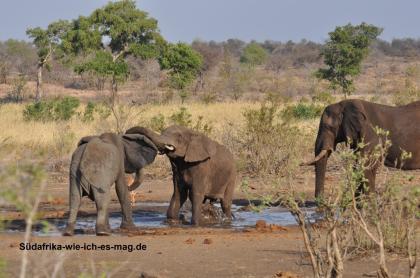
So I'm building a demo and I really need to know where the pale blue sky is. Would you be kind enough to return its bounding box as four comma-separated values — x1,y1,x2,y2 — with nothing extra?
1,0,419,43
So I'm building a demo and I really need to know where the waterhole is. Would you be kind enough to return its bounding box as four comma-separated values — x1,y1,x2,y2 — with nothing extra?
4,202,320,236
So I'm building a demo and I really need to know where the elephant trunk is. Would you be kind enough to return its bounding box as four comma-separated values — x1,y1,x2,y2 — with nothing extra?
315,155,328,199
127,168,145,191
313,131,334,199
125,126,166,152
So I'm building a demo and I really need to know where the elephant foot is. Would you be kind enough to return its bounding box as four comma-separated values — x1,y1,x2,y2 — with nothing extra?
190,220,200,227
62,225,74,236
96,230,111,236
166,218,181,225
96,225,111,236
120,221,136,231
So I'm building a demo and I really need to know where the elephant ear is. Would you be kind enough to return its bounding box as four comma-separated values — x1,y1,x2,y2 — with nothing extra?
122,134,158,173
342,102,367,148
184,134,217,163
77,136,97,146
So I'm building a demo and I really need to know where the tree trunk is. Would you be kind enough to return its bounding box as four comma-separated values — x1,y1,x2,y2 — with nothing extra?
111,75,118,106
36,64,43,102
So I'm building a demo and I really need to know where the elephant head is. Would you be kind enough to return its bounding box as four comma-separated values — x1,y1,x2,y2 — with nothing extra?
302,100,367,198
125,125,216,162
121,134,158,190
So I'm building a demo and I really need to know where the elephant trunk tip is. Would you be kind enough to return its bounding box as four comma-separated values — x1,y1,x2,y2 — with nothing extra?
127,168,145,191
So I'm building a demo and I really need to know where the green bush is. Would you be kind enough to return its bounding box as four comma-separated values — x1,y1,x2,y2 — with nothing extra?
312,91,335,104
53,97,80,121
23,97,80,122
148,107,213,135
192,116,213,135
149,113,166,132
81,102,95,123
224,101,306,176
169,107,192,127
282,102,324,120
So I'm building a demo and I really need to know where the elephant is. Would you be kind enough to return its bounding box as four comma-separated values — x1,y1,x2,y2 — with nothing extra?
302,99,420,198
125,125,237,226
63,132,158,236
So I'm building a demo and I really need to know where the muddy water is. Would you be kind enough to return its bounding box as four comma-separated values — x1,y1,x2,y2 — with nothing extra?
5,202,319,236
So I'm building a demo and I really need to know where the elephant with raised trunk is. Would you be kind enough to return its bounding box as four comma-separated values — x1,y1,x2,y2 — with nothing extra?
302,99,420,198
126,125,237,226
63,132,157,236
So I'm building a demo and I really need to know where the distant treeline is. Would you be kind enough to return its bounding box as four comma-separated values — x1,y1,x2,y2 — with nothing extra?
1,37,420,86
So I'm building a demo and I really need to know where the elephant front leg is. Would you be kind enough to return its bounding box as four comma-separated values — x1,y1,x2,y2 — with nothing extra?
167,164,188,223
63,176,81,236
115,175,135,230
190,187,205,226
167,182,188,223
92,187,111,236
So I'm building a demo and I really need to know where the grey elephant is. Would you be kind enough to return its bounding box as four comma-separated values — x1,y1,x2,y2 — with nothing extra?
126,125,237,226
63,132,158,236
302,99,420,198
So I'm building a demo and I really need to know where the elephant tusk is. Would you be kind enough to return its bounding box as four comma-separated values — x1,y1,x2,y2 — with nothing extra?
165,145,175,151
300,149,329,166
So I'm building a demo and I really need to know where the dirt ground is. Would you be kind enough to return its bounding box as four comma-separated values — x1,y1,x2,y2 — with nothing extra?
1,166,419,277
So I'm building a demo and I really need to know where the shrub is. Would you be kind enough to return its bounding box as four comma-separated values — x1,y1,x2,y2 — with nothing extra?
282,102,324,120
148,107,213,135
23,97,80,122
149,113,166,132
80,102,112,125
224,101,307,176
23,101,54,122
192,116,213,135
6,75,27,103
312,91,336,104
93,103,112,120
81,102,95,123
169,107,192,127
52,97,80,121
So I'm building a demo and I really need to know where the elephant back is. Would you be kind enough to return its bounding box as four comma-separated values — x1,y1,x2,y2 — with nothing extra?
80,138,120,189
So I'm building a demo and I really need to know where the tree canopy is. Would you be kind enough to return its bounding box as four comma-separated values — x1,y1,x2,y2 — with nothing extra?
316,23,383,97
26,20,71,100
240,42,268,66
159,42,203,90
61,0,164,101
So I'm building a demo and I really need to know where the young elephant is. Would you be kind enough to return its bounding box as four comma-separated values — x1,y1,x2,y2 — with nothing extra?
126,125,237,226
63,132,157,236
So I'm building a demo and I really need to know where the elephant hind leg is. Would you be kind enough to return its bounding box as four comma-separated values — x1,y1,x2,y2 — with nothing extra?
221,175,236,219
115,175,135,230
221,199,232,219
92,186,111,236
63,176,82,236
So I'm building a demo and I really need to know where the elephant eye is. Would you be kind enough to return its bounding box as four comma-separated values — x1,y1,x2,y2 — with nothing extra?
324,124,335,132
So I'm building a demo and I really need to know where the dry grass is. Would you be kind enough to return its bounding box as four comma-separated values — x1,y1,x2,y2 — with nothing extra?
0,101,264,158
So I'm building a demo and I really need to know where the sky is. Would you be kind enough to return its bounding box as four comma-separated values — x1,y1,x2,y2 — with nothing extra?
1,0,420,43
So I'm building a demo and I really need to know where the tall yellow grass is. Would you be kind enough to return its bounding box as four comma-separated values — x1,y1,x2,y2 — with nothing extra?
0,102,263,158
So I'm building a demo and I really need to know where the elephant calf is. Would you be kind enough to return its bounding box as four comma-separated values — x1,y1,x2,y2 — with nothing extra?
63,132,157,236
126,125,237,226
